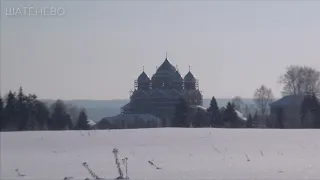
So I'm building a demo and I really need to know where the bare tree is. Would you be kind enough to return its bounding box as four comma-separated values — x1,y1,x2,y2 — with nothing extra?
279,65,320,96
253,85,274,117
242,104,256,119
303,66,320,95
231,96,244,112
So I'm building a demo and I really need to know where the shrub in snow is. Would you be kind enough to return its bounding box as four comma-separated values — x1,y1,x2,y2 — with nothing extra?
82,162,100,179
15,168,25,177
112,148,124,179
122,157,129,179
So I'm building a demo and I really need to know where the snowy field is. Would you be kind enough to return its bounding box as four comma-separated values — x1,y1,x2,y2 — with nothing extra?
1,128,320,180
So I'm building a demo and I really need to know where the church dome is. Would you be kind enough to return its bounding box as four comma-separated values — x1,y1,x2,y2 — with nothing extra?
184,71,196,82
137,71,150,82
152,58,177,81
156,58,176,73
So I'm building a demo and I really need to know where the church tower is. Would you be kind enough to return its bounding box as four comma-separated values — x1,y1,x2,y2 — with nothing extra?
184,66,197,90
136,67,150,90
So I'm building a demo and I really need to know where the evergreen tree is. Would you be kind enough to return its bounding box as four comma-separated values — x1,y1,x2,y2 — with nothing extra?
246,114,253,128
173,97,189,127
4,91,17,130
76,109,90,130
0,96,4,130
65,114,73,130
207,96,219,127
193,108,205,127
1,87,60,131
16,87,29,130
47,117,54,130
215,107,226,127
49,100,70,130
35,100,50,130
26,94,38,130
224,102,238,128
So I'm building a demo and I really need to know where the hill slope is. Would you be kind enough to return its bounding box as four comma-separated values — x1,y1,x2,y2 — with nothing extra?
1,128,319,179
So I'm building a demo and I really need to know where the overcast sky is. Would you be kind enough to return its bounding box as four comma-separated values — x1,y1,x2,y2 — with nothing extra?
1,1,320,100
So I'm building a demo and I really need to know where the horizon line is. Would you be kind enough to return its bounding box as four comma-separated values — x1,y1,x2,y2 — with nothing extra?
39,97,279,101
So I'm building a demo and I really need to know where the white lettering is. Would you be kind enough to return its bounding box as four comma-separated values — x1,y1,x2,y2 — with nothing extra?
42,7,49,16
29,7,36,16
5,6,65,17
22,7,28,15
56,7,65,16
50,7,56,16
5,8,15,16
15,8,22,16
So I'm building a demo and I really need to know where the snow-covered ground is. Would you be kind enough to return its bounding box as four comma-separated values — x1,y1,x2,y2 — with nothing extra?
1,128,320,180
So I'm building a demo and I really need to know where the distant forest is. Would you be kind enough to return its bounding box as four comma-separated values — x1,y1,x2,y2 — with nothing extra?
0,87,91,131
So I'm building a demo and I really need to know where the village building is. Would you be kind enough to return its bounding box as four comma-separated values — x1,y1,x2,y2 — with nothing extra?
269,94,319,128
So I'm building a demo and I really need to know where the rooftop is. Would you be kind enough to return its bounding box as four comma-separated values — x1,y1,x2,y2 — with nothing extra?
270,95,305,107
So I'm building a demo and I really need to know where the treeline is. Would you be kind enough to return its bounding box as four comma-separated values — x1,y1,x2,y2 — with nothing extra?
172,94,320,129
0,87,91,131
172,96,251,128
173,65,320,129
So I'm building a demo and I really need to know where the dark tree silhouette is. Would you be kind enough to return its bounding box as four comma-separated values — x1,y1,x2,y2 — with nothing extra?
4,91,17,130
173,97,189,127
26,94,38,130
35,100,50,130
224,102,238,128
207,96,219,127
193,108,207,127
0,97,4,130
76,109,90,130
0,87,84,131
246,114,253,128
16,87,29,130
65,114,73,130
49,99,72,130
